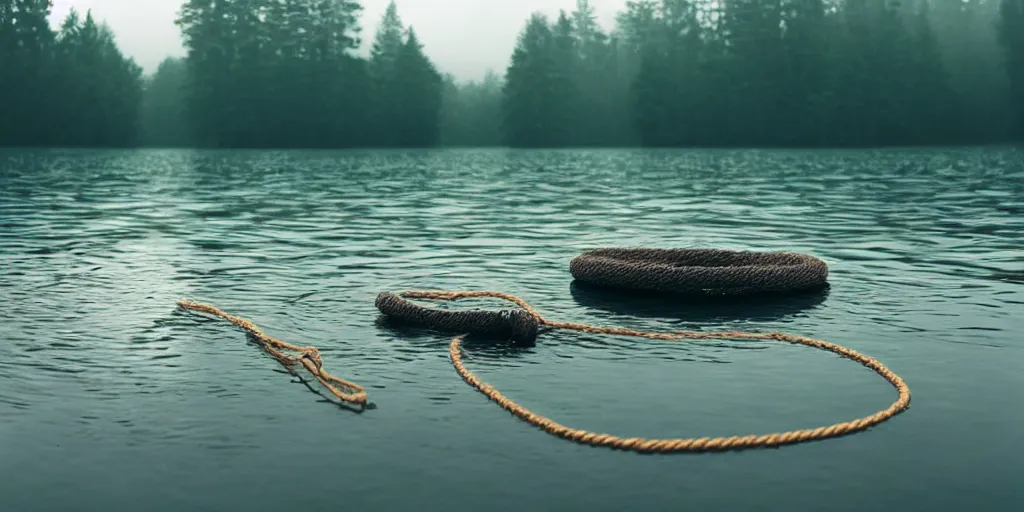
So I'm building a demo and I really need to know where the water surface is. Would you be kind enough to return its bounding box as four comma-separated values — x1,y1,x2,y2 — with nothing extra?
1,148,1022,511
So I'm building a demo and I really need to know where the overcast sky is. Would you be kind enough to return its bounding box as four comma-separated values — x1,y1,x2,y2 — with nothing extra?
50,0,627,81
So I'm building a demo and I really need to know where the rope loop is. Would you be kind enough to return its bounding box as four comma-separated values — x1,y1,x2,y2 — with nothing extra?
389,290,911,453
178,288,911,453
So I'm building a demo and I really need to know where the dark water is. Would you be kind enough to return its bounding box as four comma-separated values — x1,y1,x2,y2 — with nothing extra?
1,148,1021,511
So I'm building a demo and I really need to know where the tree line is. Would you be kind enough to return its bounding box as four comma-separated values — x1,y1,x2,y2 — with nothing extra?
1,0,142,147
2,0,1023,149
497,0,1024,147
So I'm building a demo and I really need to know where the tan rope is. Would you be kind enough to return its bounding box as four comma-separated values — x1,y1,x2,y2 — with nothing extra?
177,300,367,406
406,290,911,453
177,291,911,453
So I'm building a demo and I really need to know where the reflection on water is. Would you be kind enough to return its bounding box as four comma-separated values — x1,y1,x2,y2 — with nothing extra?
1,147,1022,511
568,280,831,325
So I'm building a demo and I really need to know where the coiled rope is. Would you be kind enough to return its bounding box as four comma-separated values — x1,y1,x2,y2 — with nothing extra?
569,248,830,295
177,289,911,453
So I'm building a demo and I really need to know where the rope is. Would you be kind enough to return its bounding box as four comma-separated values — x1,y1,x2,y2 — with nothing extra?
177,291,911,453
376,291,539,344
420,291,911,452
177,300,367,406
570,248,829,295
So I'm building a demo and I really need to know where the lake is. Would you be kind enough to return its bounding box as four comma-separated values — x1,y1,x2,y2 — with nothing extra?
1,147,1021,511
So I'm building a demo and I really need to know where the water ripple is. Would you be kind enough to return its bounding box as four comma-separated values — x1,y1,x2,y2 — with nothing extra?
0,147,1021,509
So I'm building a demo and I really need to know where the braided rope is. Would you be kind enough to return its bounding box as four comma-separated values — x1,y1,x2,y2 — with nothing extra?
176,290,911,453
569,248,830,295
375,291,539,344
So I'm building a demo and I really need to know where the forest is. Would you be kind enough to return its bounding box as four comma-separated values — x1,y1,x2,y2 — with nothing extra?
1,0,1022,149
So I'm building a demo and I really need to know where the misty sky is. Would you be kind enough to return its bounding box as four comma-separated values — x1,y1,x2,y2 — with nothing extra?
50,0,627,81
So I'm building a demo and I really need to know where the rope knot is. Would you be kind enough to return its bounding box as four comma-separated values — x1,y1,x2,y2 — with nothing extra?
502,309,539,345
300,347,323,369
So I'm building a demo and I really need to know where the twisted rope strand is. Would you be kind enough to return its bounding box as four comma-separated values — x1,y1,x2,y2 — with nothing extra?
177,300,367,406
406,290,911,453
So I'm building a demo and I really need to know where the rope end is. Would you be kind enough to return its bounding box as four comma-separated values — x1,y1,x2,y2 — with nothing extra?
177,299,206,312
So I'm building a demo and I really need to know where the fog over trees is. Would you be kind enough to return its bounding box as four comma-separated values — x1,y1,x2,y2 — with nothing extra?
2,0,1022,148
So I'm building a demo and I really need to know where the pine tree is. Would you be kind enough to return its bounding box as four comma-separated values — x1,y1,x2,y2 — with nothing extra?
307,0,367,147
902,0,960,144
780,0,829,145
439,74,466,145
932,0,1013,144
440,71,504,146
395,29,443,146
630,0,708,146
503,14,554,147
173,0,366,148
140,57,191,147
7,0,1019,149
722,0,785,145
614,0,661,144
999,0,1024,139
502,12,582,147
362,2,444,147
549,11,581,146
0,0,55,146
175,0,239,147
45,9,143,147
571,0,630,146
631,26,675,146
368,1,407,146
614,0,659,49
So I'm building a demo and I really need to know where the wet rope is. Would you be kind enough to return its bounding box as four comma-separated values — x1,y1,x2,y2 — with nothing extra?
177,291,911,453
569,248,830,295
177,300,367,406
415,290,911,453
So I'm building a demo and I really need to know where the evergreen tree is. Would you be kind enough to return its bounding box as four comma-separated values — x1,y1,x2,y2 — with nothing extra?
439,71,503,146
999,0,1024,139
613,0,663,144
932,0,1012,143
175,0,239,147
630,21,677,146
503,14,555,147
549,11,581,146
614,0,659,49
42,9,143,147
331,56,374,147
367,1,407,146
140,57,191,147
174,0,365,148
0,0,55,146
502,12,580,147
779,0,830,145
394,29,443,146
904,0,961,144
362,2,444,147
630,0,709,146
307,0,369,147
439,74,467,146
722,0,785,145
3,0,1022,149
570,0,633,145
